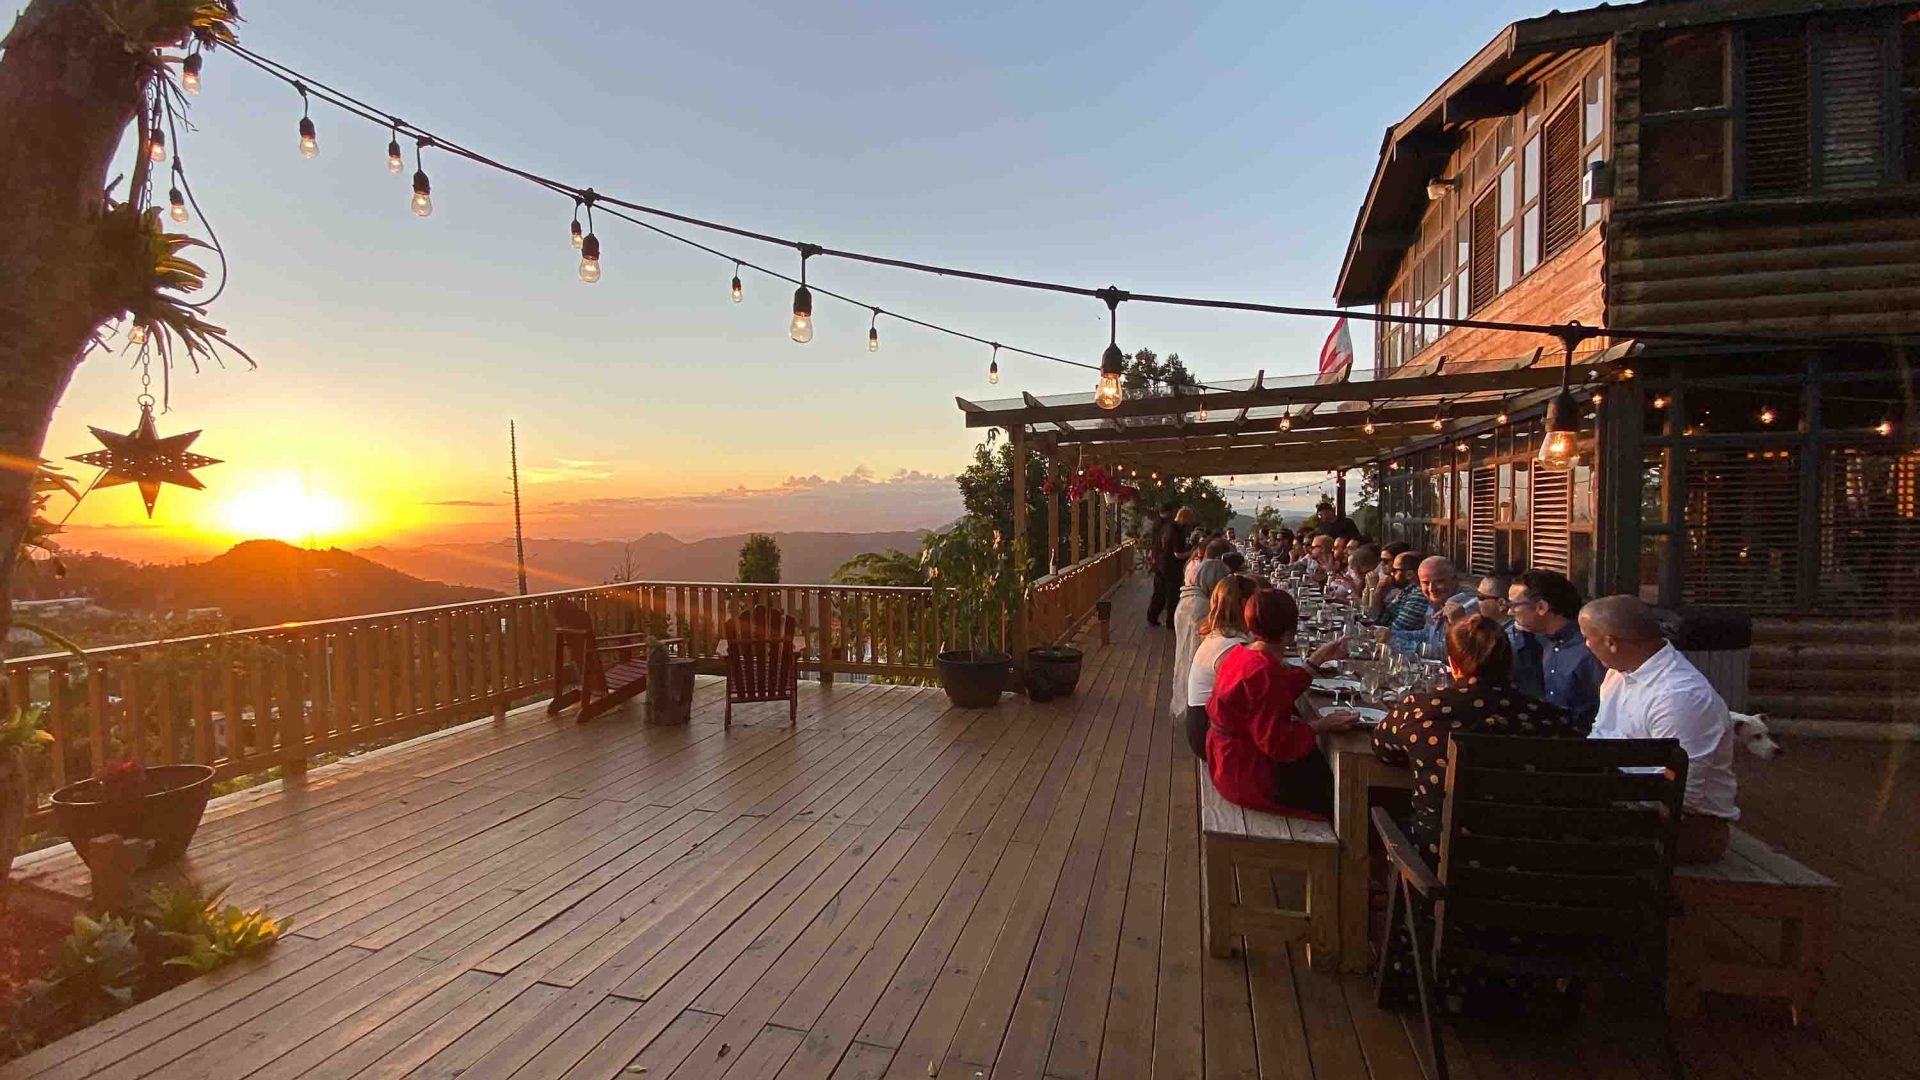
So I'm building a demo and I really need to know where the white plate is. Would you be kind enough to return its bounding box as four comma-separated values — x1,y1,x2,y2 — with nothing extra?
1351,707,1388,726
1311,677,1363,693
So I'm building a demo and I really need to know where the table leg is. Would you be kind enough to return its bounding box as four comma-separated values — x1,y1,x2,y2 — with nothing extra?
1337,758,1374,973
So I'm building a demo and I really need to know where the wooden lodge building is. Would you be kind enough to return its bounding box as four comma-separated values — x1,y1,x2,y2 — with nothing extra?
1336,0,1920,730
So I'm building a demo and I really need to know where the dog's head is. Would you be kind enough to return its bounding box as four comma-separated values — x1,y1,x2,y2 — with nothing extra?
1731,711,1783,758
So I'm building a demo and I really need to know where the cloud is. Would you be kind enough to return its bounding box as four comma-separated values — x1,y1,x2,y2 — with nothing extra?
522,459,614,484
529,471,961,541
425,499,502,507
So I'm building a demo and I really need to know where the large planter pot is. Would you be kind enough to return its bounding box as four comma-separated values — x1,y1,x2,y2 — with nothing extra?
1025,646,1084,702
936,650,1011,708
51,764,215,867
0,747,25,895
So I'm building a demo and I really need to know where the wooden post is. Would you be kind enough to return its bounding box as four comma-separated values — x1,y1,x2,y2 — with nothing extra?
1009,424,1029,672
1597,375,1646,599
1795,354,1824,608
1661,377,1688,607
1069,490,1084,566
1046,457,1062,574
1335,470,1347,519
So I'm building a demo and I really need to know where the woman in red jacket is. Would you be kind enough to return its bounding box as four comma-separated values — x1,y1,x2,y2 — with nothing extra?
1204,588,1356,818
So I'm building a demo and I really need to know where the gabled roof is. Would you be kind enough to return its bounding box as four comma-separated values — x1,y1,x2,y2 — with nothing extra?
1330,0,1910,308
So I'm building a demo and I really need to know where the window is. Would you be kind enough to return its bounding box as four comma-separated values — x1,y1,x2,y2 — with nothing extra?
1542,103,1584,257
1640,29,1731,202
1819,21,1890,189
1521,133,1542,274
1745,21,1811,196
1583,69,1608,229
1905,13,1920,182
1470,187,1498,312
1496,160,1517,290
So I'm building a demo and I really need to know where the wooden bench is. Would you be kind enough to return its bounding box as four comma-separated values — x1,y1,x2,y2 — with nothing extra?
1197,760,1339,969
1670,826,1840,1023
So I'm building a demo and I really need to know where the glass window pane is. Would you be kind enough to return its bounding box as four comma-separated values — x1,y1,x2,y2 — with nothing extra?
1584,69,1607,142
1642,119,1727,201
1585,145,1607,228
1499,164,1516,224
1643,30,1726,112
1522,207,1541,273
1524,135,1541,202
1498,119,1514,160
1457,218,1471,268
1456,270,1470,317
1498,227,1516,291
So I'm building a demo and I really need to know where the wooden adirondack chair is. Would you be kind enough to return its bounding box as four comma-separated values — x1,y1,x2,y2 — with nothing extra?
721,604,800,728
1372,734,1688,1080
546,599,680,722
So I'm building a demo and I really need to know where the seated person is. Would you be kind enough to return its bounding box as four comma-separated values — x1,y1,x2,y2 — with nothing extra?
1333,543,1379,603
1293,533,1335,585
1580,595,1740,864
1204,589,1356,819
1507,568,1604,729
1373,615,1582,864
1392,556,1475,659
1183,573,1260,757
1368,551,1428,647
1466,571,1513,627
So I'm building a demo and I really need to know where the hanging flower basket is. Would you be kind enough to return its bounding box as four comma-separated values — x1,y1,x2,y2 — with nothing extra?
50,763,215,867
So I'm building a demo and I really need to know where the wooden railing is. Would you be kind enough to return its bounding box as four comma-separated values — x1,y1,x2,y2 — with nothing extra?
1026,540,1136,648
4,580,942,826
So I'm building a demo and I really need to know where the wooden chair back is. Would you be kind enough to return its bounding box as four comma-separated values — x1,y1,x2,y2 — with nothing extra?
551,598,608,699
1434,734,1689,984
723,605,799,726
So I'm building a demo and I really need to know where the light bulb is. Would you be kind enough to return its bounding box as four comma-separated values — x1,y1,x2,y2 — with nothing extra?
168,187,188,223
790,285,814,343
1456,442,1469,453
730,274,743,303
181,54,202,95
388,140,404,174
569,219,583,249
988,359,1000,384
1653,395,1670,409
1759,407,1776,425
148,131,166,162
1095,373,1123,411
127,322,149,346
1877,420,1894,436
298,117,318,159
1198,402,1208,422
578,233,601,283
1362,416,1376,436
411,169,432,217
1279,413,1292,432
1497,409,1510,425
1431,414,1445,431
869,327,880,353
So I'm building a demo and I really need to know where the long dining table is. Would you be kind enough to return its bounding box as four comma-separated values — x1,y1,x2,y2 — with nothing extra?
1300,691,1415,973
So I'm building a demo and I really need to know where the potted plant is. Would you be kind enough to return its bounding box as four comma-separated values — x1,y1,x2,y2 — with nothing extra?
1024,644,1084,701
1,704,55,897
51,759,215,868
924,517,1025,708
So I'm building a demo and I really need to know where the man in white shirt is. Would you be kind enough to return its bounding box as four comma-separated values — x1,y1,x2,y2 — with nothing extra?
1579,595,1739,864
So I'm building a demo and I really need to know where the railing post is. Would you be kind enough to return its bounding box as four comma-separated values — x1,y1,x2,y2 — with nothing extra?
818,588,835,687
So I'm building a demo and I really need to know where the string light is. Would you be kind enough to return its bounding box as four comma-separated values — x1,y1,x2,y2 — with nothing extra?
1197,397,1208,422
988,343,1000,385
410,139,432,217
790,247,815,344
1496,398,1510,425
296,85,318,158
569,205,583,249
1362,412,1376,437
578,233,601,283
181,52,202,95
1537,331,1584,471
1758,406,1776,425
1095,289,1126,410
1430,400,1447,432
386,121,404,174
127,321,149,347
1278,408,1293,433
730,262,743,303
1877,418,1895,436
148,127,167,163
869,308,881,353
1653,395,1671,409
169,184,189,224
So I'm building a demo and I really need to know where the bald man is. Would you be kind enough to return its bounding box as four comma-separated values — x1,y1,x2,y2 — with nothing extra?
1390,556,1475,658
1580,595,1739,864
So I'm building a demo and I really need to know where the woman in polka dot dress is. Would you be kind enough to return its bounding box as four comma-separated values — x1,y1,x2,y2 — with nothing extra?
1370,614,1585,1016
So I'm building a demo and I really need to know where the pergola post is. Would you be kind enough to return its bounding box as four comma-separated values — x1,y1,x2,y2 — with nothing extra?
1335,470,1347,518
1009,424,1029,671
1045,456,1061,574
1597,375,1645,598
1070,490,1083,565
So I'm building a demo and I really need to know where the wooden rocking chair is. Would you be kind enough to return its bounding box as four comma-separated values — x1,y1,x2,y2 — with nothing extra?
546,599,681,722
720,604,800,728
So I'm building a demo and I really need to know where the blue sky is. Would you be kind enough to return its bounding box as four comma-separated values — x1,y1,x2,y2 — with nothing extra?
51,0,1554,555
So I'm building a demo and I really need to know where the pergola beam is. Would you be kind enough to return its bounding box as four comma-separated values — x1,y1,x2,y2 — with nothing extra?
962,358,1622,428
1043,398,1509,446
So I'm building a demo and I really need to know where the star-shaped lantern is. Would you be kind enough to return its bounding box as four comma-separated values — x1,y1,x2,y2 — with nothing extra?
68,405,221,518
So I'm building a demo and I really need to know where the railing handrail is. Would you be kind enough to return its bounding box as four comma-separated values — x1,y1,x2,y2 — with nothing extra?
4,577,936,668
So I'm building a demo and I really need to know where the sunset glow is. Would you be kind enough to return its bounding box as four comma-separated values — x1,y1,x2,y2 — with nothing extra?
213,481,356,546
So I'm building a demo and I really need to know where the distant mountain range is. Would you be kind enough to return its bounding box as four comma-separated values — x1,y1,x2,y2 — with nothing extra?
357,531,934,594
14,540,500,631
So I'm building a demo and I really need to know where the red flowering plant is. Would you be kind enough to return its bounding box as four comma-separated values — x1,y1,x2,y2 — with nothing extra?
94,761,149,804
1064,464,1139,503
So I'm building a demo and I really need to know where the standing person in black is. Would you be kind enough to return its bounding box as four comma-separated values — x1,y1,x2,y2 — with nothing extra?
1147,505,1194,626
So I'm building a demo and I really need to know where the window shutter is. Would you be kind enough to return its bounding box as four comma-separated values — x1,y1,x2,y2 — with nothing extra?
1743,22,1811,196
1470,468,1499,575
1817,21,1889,189
1469,189,1499,312
1541,106,1583,257
1682,448,1801,611
1530,469,1571,575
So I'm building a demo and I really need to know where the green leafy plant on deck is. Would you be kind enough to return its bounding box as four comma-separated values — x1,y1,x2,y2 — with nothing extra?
922,517,1028,656
142,881,287,976
9,914,144,1050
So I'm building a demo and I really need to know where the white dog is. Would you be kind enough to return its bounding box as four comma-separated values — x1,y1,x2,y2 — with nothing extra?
1730,711,1783,758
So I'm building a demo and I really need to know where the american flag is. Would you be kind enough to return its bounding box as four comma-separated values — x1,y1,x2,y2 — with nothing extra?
1317,317,1354,382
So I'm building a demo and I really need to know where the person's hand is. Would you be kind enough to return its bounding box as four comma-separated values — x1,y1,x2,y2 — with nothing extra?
1313,710,1360,734
1311,638,1349,668
1441,600,1467,622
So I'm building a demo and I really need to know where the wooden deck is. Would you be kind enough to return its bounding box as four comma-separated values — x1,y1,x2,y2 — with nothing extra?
5,575,1918,1080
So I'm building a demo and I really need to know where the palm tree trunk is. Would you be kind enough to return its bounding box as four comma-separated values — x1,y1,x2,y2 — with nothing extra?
0,0,152,686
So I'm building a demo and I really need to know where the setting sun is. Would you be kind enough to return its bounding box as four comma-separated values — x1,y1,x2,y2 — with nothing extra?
215,481,354,546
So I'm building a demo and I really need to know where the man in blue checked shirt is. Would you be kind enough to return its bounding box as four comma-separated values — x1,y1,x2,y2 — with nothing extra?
1506,568,1604,730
